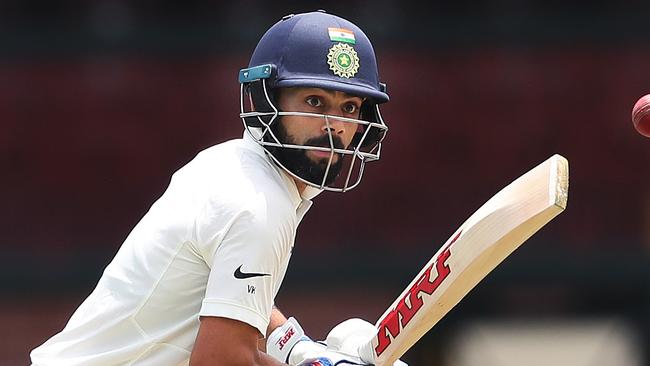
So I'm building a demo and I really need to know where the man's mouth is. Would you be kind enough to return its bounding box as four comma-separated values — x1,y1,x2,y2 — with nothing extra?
303,135,345,162
308,149,339,161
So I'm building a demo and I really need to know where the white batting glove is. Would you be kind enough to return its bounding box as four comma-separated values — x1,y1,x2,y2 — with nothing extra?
326,318,408,366
296,349,369,366
266,317,328,365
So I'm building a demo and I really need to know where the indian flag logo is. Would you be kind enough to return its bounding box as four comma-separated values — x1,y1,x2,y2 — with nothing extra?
328,28,355,44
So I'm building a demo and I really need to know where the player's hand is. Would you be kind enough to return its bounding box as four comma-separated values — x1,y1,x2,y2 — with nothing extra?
266,317,328,365
288,339,372,365
326,318,408,366
295,350,368,365
266,317,372,365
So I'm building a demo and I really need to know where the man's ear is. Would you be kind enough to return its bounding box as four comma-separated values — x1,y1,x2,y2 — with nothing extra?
247,80,278,112
248,93,255,111
243,85,255,111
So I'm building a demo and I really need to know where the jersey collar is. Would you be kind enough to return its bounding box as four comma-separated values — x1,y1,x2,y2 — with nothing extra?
241,131,323,207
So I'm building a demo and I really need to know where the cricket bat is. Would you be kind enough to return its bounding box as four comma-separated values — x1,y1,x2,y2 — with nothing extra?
362,154,569,365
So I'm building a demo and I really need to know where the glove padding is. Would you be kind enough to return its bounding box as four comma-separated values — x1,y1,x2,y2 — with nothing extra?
326,318,408,366
288,340,371,365
295,349,368,366
275,336,369,366
266,317,372,366
267,317,324,365
267,317,407,365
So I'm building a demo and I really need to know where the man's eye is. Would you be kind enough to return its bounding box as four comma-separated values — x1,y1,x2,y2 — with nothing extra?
306,97,323,107
343,103,358,114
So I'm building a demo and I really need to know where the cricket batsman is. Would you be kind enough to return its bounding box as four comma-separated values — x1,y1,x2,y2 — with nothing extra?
31,10,405,366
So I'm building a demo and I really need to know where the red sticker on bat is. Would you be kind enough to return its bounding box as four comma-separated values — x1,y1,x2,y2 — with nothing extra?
374,230,462,356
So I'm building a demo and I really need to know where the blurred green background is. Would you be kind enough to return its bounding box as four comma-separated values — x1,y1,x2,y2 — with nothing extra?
2,1,650,365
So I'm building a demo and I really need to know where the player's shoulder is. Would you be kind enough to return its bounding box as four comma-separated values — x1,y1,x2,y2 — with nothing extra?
196,138,285,189
194,137,263,167
171,138,264,184
182,137,298,213
189,139,301,243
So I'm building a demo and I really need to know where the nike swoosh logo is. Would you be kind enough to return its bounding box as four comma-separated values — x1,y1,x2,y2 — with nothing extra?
234,265,271,279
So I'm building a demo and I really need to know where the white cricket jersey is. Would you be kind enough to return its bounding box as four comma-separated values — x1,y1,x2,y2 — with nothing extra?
31,133,320,366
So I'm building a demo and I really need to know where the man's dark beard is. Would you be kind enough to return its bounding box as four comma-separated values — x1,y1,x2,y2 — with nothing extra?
269,121,345,186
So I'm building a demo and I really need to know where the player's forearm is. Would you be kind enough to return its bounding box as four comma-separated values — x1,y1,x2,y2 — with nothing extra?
190,351,286,366
267,306,289,337
257,350,289,366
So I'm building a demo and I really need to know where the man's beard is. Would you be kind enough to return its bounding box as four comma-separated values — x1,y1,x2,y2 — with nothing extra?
269,121,345,187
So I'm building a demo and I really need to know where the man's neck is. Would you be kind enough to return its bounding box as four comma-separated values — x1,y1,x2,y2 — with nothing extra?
293,178,307,196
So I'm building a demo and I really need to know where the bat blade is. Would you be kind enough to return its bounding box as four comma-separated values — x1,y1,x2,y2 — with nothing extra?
367,154,569,365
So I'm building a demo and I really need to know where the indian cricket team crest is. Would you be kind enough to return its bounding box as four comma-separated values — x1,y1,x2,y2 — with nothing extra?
327,43,360,78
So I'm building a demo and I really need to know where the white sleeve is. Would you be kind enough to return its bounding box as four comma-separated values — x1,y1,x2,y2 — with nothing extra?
195,203,293,336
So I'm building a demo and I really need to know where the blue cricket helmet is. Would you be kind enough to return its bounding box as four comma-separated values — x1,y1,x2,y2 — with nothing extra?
238,11,389,192
246,10,389,103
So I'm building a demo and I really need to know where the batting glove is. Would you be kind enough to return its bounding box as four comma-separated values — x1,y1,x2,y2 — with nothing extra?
267,317,328,365
296,350,369,366
326,318,408,366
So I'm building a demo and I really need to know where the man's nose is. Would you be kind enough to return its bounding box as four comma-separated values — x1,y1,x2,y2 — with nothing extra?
322,119,345,136
322,111,351,136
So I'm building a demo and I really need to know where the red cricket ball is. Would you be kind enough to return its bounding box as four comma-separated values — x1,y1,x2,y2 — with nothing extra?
632,94,650,138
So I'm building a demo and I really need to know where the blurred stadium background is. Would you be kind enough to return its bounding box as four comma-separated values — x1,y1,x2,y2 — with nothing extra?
2,1,650,365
